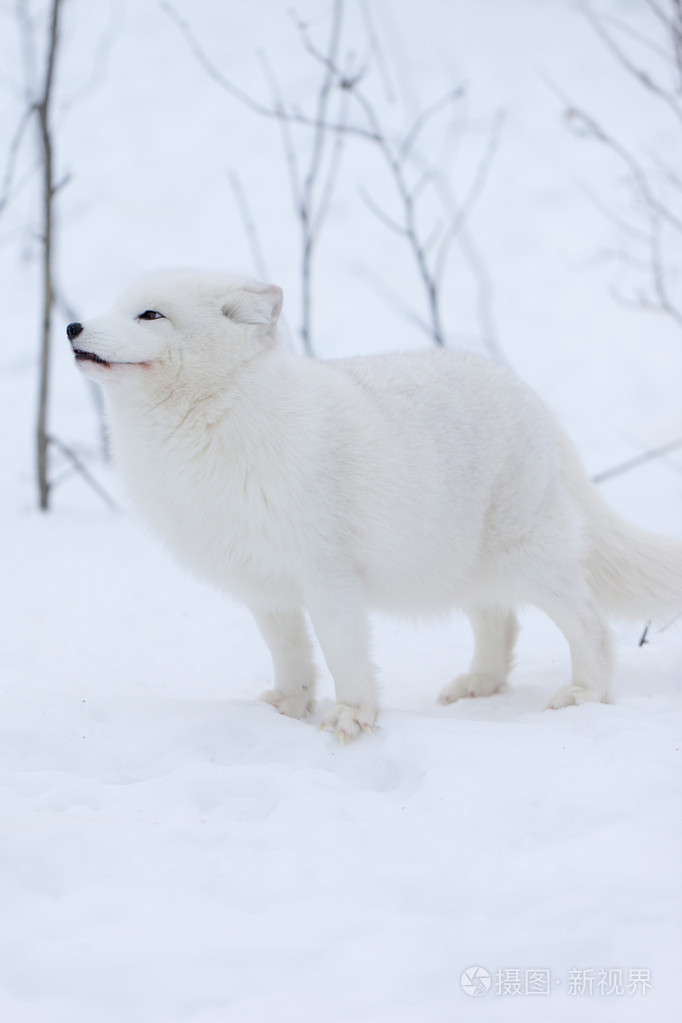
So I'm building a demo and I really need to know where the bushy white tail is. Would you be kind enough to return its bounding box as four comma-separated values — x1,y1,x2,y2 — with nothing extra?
586,500,682,620
557,432,682,621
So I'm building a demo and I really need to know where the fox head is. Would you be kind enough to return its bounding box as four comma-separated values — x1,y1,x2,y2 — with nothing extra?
68,271,283,400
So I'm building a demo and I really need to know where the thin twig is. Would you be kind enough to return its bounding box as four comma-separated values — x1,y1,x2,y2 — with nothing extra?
638,610,682,647
549,7,682,331
344,81,449,345
53,285,110,460
15,0,37,104
295,10,495,349
544,71,681,222
59,0,119,115
48,435,119,512
0,102,36,218
349,259,433,337
162,1,378,142
399,85,466,164
294,0,345,355
357,185,408,236
433,110,507,289
257,49,302,213
457,224,506,364
36,0,62,511
592,437,682,484
577,117,681,230
649,211,682,325
577,180,652,242
227,169,271,282
174,0,349,354
578,1,682,124
657,611,682,633
311,59,351,237
358,0,397,103
171,0,498,354
595,10,670,62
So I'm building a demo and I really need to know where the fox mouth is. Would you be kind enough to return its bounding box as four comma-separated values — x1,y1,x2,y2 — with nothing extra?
74,349,111,367
73,350,148,369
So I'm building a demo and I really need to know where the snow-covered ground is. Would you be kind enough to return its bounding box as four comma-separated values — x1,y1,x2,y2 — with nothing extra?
1,1,681,1020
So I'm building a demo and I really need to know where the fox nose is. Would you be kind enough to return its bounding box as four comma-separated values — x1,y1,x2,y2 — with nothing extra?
66,321,83,342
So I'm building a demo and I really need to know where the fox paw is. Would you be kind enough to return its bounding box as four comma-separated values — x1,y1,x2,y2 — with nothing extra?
546,684,606,710
319,702,377,742
260,687,315,719
438,673,504,704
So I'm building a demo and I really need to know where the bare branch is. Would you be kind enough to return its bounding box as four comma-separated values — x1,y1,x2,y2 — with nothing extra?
53,284,111,462
15,0,37,103
227,169,271,282
398,85,466,164
643,0,675,31
577,181,652,242
36,0,63,510
546,72,682,234
458,225,506,365
421,215,445,258
409,169,436,205
299,0,344,355
358,185,407,236
592,437,682,484
328,74,449,344
162,1,378,142
349,259,433,336
553,8,682,335
358,0,397,103
294,13,500,350
433,110,506,289
48,435,119,512
281,0,348,355
169,0,499,355
594,10,671,62
312,77,350,237
578,2,682,124
257,49,302,213
59,0,120,115
0,101,36,218
642,0,682,89
649,212,682,325
657,611,682,634
299,1,343,202
649,152,682,192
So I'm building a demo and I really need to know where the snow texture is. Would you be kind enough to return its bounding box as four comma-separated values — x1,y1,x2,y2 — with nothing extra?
0,1,680,1020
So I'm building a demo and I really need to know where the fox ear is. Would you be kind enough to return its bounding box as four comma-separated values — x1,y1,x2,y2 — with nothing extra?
222,284,283,327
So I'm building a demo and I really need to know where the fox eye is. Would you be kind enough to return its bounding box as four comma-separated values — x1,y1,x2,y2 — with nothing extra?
137,310,165,320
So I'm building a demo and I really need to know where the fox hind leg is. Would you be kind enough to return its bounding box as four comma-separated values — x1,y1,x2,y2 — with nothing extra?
541,592,613,709
439,605,519,704
521,552,613,708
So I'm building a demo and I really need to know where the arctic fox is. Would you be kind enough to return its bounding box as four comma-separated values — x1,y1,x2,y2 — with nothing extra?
67,271,682,740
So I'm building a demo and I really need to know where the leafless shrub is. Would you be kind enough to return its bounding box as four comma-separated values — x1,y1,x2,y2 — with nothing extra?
165,0,504,357
559,1,682,330
0,0,116,510
554,1,682,485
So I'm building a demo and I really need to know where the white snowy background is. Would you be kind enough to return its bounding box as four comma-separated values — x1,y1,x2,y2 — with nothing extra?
0,0,681,1020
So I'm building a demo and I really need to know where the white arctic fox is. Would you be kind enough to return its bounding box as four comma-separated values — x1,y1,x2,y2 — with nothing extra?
68,271,682,740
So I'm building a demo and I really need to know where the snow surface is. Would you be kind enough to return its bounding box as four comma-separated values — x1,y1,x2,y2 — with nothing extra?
0,0,681,1020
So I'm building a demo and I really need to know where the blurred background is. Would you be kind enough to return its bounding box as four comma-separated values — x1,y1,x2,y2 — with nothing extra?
1,0,681,521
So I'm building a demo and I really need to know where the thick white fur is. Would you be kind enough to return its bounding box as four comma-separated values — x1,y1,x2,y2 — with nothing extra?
72,270,682,740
